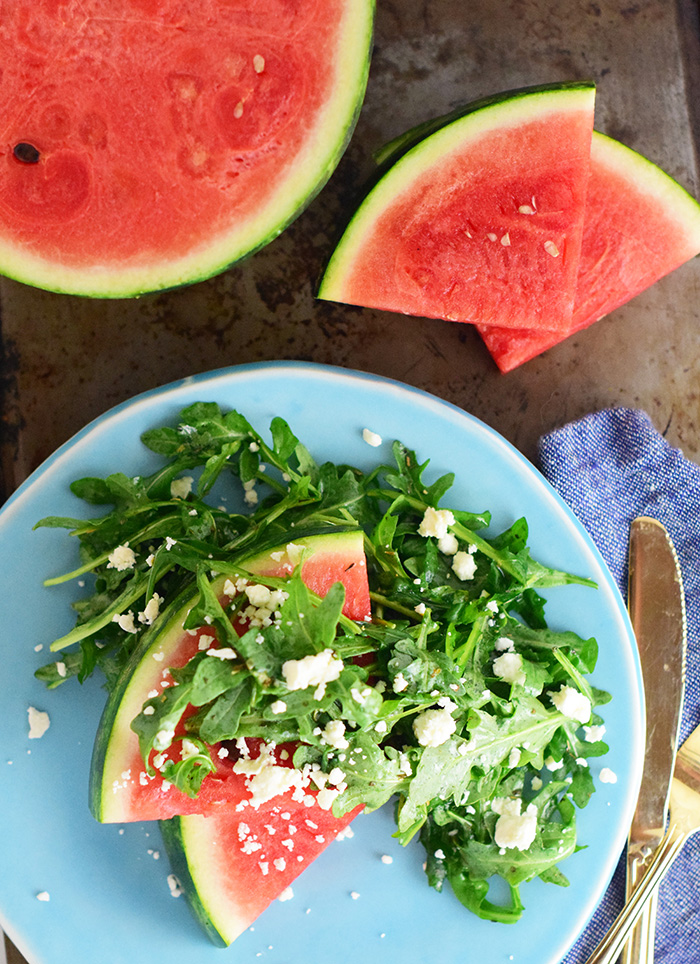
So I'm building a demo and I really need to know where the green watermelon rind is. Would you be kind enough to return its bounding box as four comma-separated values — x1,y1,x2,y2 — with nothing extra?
0,2,375,299
88,528,368,823
159,816,231,948
372,80,596,169
316,81,596,304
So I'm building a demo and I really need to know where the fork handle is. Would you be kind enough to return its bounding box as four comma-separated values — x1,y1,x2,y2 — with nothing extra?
584,826,688,964
619,885,658,964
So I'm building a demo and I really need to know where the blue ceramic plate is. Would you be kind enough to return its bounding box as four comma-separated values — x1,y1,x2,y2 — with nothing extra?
0,362,643,964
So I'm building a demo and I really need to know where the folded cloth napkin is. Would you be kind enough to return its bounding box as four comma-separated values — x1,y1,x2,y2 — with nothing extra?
538,407,700,964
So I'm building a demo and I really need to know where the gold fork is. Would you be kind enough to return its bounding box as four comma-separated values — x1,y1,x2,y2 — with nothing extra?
586,721,700,964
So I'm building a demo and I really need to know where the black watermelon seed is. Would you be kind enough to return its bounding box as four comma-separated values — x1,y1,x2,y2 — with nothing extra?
13,142,41,164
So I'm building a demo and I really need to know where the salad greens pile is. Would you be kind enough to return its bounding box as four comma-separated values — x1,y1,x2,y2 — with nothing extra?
36,401,610,924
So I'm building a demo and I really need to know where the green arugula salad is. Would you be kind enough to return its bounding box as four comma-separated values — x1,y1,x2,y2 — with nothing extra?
35,401,610,926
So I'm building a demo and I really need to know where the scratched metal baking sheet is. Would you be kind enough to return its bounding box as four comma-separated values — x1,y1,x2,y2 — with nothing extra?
1,0,700,506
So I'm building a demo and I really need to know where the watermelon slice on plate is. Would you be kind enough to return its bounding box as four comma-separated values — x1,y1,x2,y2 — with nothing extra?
478,131,700,371
317,82,596,333
0,0,374,297
89,530,371,823
160,768,362,947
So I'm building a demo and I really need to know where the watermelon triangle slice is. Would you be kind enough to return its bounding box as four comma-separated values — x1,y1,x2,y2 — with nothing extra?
160,772,361,947
89,530,370,824
318,83,596,333
478,131,700,371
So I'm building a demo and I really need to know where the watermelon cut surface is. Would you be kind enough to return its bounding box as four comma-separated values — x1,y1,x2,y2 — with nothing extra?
89,530,371,823
0,1,374,297
318,83,596,333
478,131,700,370
161,782,361,947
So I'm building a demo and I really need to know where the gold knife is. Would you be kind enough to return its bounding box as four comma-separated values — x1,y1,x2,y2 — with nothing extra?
622,516,686,964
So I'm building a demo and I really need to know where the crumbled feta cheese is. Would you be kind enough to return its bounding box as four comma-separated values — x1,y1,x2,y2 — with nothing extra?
507,747,521,768
55,661,67,678
550,685,591,724
138,592,163,626
107,544,136,571
452,550,477,581
531,776,543,791
321,720,349,750
281,649,343,698
418,507,455,540
413,707,456,747
278,886,294,902
36,891,50,902
167,874,183,897
233,744,306,807
27,706,50,740
583,724,607,743
493,651,526,686
494,637,515,652
380,854,393,865
599,767,618,784
206,647,237,660
170,476,193,499
438,532,459,555
270,700,287,715
112,611,138,633
393,672,408,693
316,787,341,810
491,798,538,851
414,602,427,615
362,428,383,447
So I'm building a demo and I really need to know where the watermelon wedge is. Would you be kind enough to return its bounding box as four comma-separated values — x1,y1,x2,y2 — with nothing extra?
478,131,700,371
317,82,596,333
160,774,361,946
0,1,374,297
89,530,371,823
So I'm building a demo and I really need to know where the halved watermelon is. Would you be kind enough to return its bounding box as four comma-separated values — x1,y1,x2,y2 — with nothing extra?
160,774,361,946
0,1,374,297
89,529,371,823
478,131,700,370
317,82,596,333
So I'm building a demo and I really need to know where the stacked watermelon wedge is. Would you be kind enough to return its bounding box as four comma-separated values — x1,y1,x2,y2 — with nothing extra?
317,83,700,371
89,530,370,946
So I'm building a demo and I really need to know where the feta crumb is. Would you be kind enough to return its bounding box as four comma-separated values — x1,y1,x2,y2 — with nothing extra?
36,891,50,902
206,647,237,660
418,507,455,540
393,672,408,693
414,602,427,615
362,428,383,447
531,775,543,791
438,532,459,555
491,798,538,851
316,787,341,810
107,544,136,571
451,550,477,581
583,724,607,743
138,592,163,626
27,706,50,740
321,720,349,750
493,651,526,686
494,637,515,652
270,700,287,715
55,661,67,678
281,649,343,697
112,611,138,633
380,854,393,865
550,685,591,724
170,476,193,499
278,886,294,902
167,874,183,897
350,891,360,900
599,767,618,784
413,707,456,747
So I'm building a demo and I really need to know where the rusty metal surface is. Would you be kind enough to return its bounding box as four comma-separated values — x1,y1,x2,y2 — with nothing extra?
2,0,700,504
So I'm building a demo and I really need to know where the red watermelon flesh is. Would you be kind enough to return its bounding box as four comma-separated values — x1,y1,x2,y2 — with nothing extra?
160,772,362,947
317,84,595,333
0,1,373,296
90,530,371,823
478,131,700,371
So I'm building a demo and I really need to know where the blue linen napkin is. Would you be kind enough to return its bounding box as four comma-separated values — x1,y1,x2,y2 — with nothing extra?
537,407,700,964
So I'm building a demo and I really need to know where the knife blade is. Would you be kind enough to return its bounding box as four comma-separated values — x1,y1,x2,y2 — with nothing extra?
621,516,686,964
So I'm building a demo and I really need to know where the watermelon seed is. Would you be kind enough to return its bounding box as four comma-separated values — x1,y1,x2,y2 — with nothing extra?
253,54,266,73
544,240,560,258
13,142,40,164
500,233,511,246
